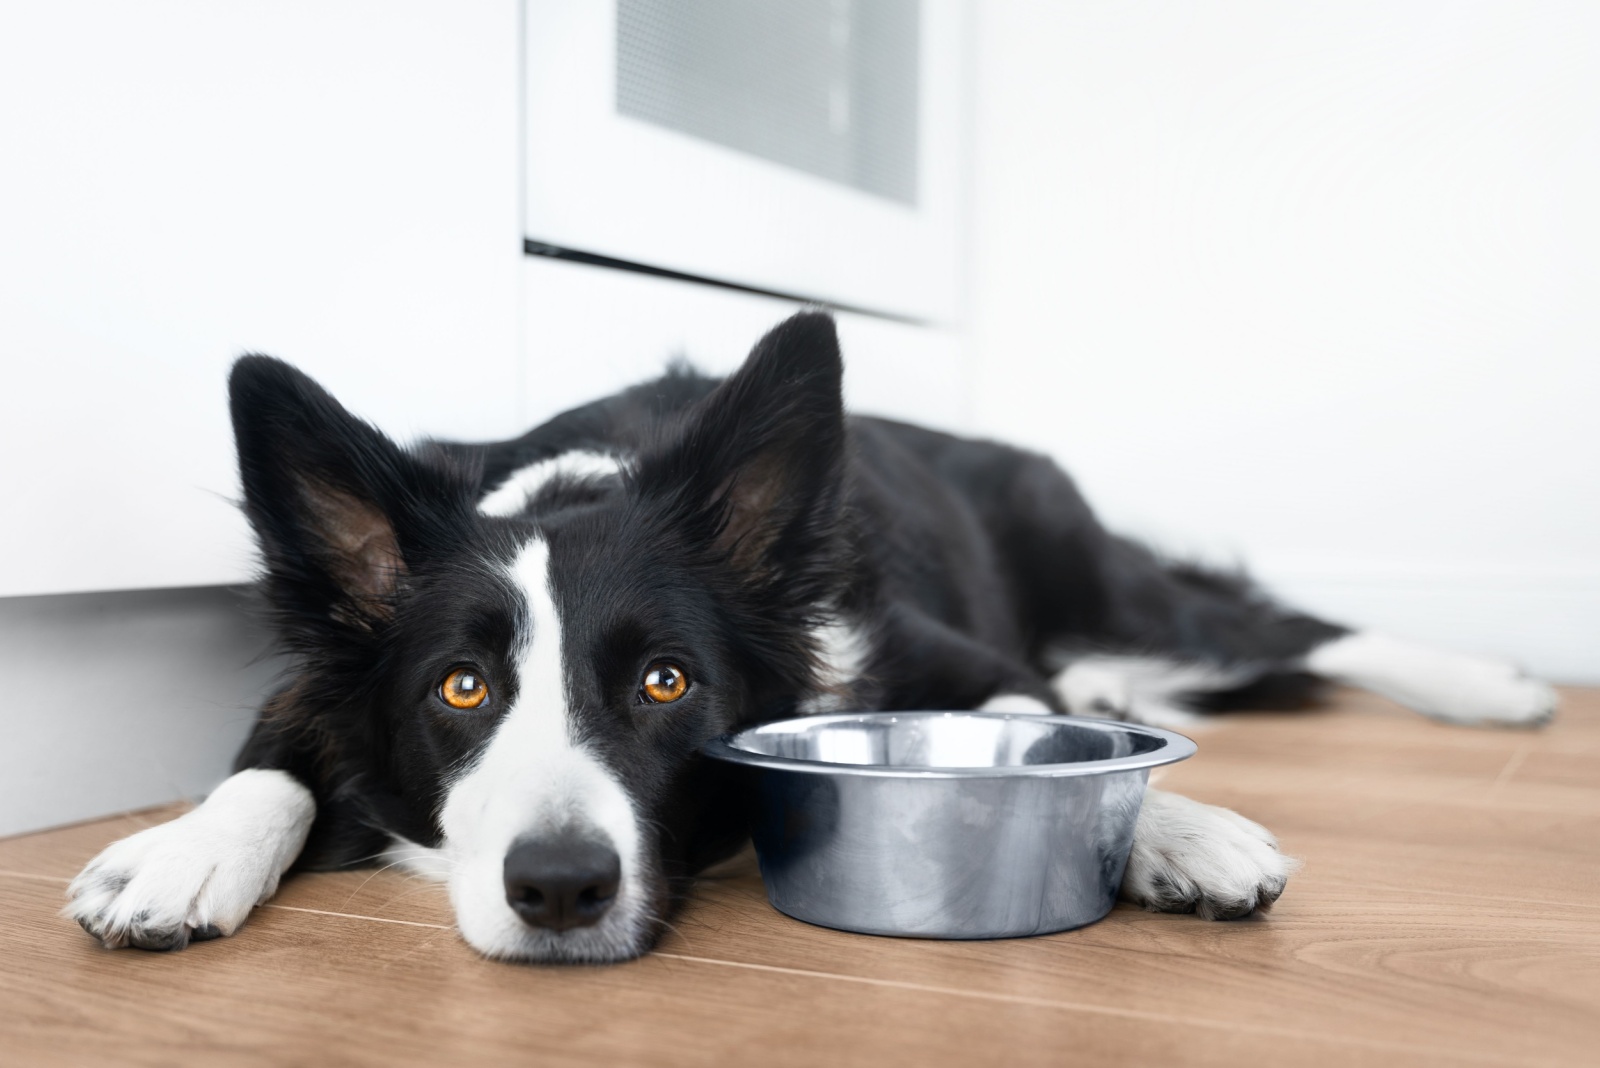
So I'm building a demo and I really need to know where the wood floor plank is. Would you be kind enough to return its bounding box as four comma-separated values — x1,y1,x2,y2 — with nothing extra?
2,876,1515,1068
670,855,1600,1065
3,688,1596,1066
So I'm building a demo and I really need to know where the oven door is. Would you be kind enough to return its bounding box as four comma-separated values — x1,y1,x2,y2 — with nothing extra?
523,0,967,324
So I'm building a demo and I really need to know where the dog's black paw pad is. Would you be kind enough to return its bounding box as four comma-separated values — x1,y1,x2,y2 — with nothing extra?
127,912,191,952
1195,895,1258,921
1141,872,1198,914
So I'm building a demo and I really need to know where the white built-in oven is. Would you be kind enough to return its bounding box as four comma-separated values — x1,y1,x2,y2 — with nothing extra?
523,0,968,324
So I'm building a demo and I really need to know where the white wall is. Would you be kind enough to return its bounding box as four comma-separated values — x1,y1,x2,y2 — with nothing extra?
970,0,1600,680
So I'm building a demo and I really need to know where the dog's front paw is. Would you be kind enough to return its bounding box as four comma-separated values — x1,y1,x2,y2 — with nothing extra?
1120,789,1293,920
65,769,314,951
67,815,270,950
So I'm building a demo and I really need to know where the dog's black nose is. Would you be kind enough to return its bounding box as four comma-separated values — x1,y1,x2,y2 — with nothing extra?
503,834,621,931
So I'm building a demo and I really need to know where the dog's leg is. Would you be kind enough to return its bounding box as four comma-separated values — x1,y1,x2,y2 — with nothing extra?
66,769,314,950
1119,788,1292,919
1305,631,1556,727
976,692,1056,715
1047,656,1265,728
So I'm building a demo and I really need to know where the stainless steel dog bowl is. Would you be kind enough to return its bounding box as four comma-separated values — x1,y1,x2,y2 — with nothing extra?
702,712,1196,939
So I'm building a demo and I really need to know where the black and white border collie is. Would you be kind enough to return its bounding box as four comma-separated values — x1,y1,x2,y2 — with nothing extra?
68,312,1555,962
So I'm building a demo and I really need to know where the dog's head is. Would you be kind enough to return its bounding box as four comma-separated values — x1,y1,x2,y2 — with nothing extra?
230,312,847,961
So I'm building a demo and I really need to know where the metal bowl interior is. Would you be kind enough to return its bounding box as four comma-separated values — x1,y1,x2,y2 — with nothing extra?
704,711,1196,778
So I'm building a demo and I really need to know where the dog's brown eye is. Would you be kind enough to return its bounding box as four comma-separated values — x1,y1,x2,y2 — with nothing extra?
440,668,489,710
641,663,688,704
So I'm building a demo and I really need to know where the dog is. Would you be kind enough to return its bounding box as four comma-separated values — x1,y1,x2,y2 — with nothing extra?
67,311,1556,962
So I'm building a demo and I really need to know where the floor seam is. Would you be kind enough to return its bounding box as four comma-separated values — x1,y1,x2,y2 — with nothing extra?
1312,878,1600,911
262,904,452,930
0,870,71,884
4,867,1598,918
1486,741,1535,802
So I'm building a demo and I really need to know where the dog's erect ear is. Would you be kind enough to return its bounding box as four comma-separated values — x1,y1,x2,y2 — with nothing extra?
229,356,470,627
636,311,847,596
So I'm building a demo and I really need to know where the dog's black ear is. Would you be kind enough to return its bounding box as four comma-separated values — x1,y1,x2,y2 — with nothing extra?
636,311,847,598
229,356,470,628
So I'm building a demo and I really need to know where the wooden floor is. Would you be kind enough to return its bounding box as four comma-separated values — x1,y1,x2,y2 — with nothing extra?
3,689,1597,1067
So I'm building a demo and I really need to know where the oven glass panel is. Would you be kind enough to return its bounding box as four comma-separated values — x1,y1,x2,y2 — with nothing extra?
616,0,920,205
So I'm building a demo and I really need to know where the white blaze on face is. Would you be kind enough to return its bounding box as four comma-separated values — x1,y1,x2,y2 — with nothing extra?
437,537,649,961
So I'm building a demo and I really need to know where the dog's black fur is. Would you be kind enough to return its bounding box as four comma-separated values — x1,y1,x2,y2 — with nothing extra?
218,311,1347,953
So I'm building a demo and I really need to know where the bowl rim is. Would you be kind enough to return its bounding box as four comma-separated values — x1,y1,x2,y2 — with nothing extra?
700,710,1197,779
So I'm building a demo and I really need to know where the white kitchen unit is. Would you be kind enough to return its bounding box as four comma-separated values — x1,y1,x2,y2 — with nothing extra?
1,0,971,600
0,1,527,598
522,0,970,324
518,256,972,436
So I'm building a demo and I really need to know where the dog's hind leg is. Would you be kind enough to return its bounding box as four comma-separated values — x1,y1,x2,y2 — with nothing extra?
1049,654,1264,728
970,451,1344,724
66,768,314,950
1303,631,1556,727
1035,542,1351,727
1065,528,1557,728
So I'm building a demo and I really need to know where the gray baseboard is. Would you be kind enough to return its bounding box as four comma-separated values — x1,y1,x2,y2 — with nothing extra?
0,586,281,837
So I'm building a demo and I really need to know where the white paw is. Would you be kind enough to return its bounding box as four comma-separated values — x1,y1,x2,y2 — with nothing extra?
977,693,1055,715
1120,790,1293,920
1055,660,1133,717
1422,661,1558,727
1115,699,1206,731
65,769,314,951
1306,633,1558,728
1051,657,1209,729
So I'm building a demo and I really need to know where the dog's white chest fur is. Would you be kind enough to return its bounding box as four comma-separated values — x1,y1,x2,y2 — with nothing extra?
800,617,871,712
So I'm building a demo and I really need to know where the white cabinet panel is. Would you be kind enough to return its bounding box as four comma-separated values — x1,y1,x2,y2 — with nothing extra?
0,2,525,596
524,0,969,323
518,256,972,436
